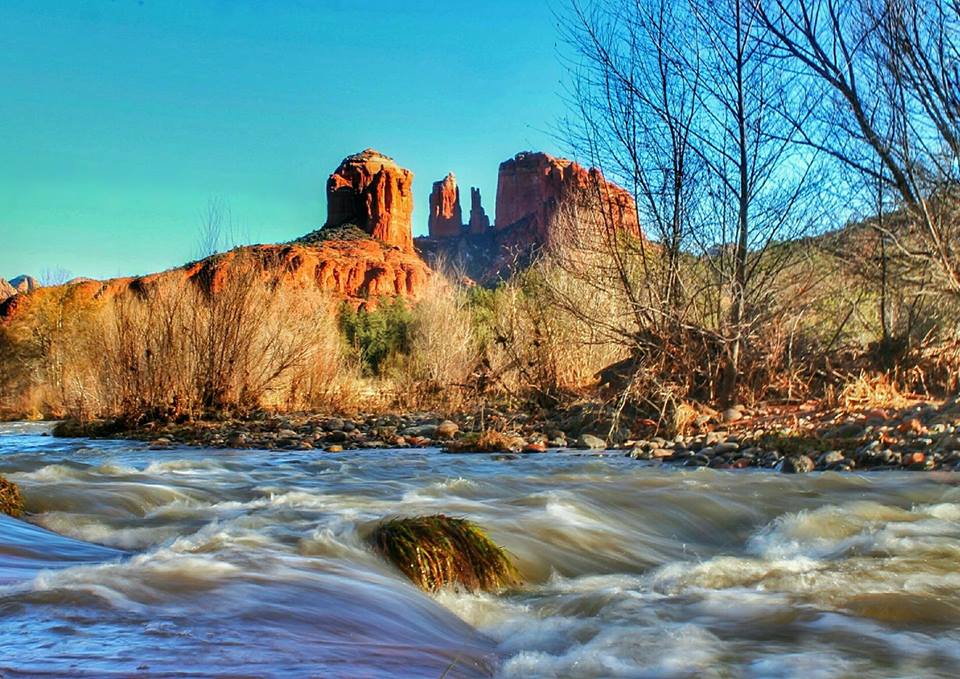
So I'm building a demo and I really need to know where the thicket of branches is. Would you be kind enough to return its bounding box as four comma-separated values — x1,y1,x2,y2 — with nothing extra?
556,0,960,407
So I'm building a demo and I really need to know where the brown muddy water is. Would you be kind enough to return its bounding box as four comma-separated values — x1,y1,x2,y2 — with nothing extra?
1,421,959,678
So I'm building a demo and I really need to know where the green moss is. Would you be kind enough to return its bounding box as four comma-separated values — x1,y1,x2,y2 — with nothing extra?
0,475,24,517
371,515,521,593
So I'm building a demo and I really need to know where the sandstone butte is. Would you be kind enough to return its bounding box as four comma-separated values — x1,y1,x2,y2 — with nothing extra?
427,173,463,239
495,151,640,245
0,241,429,322
1,149,429,321
1,148,642,322
0,278,15,303
468,187,491,235
326,149,415,252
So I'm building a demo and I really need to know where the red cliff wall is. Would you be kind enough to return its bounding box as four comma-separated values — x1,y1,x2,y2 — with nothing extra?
495,151,639,244
427,173,463,238
326,149,415,251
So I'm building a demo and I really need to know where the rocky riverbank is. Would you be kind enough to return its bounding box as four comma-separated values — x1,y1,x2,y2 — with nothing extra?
50,397,960,473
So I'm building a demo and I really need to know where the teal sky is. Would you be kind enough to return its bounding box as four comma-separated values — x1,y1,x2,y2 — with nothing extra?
0,1,566,281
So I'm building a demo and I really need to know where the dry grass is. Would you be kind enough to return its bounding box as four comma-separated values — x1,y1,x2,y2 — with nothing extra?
371,515,521,593
837,372,912,411
401,270,478,410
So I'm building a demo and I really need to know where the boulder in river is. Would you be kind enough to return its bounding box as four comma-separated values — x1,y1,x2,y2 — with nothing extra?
0,475,24,517
370,515,521,593
779,455,815,474
577,433,607,450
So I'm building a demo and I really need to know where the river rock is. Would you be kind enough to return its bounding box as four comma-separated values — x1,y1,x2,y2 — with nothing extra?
817,450,845,466
435,420,459,440
576,434,607,450
722,408,743,423
779,455,815,473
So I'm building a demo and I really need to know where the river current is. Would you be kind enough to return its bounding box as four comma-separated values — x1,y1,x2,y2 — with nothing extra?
1,421,959,677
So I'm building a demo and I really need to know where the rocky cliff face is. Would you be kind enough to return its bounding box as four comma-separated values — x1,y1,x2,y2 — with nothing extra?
427,173,463,239
468,187,491,235
0,279,15,303
1,241,430,323
495,151,639,244
9,275,40,294
326,149,415,251
416,151,640,283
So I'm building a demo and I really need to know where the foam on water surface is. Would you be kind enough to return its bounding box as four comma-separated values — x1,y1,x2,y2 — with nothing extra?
1,426,959,677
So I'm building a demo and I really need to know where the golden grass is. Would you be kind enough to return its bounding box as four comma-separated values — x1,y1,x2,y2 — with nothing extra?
838,372,912,411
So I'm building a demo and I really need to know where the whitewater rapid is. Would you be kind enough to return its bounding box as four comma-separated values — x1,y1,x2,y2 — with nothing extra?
1,422,959,677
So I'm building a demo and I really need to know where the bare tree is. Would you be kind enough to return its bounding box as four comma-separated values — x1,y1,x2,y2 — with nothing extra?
757,0,960,296
561,0,819,406
195,197,235,260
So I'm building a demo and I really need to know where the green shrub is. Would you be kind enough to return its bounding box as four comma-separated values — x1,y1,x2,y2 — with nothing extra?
339,299,414,376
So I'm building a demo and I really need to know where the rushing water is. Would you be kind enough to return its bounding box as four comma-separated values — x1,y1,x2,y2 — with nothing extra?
1,422,959,678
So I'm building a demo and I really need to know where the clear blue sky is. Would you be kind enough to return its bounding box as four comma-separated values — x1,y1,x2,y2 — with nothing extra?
0,0,567,281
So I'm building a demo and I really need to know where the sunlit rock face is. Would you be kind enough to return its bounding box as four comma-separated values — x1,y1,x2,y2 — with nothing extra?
495,151,639,244
428,173,464,239
0,279,15,303
325,149,415,252
467,187,491,235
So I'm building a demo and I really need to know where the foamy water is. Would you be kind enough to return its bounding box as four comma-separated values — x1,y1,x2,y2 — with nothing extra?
1,423,958,677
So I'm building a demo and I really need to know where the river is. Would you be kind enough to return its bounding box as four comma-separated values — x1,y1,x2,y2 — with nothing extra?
0,421,958,677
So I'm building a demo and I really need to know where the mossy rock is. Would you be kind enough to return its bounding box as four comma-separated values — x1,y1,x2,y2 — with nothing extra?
0,475,24,517
52,419,127,438
371,515,521,593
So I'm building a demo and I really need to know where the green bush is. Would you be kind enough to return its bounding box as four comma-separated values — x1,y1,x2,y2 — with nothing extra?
339,299,414,376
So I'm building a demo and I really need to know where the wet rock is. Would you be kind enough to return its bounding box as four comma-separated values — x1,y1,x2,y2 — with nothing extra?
779,455,815,474
576,434,606,450
326,444,344,453
435,420,459,440
404,424,438,438
817,450,845,467
523,442,547,453
325,430,348,443
0,475,24,517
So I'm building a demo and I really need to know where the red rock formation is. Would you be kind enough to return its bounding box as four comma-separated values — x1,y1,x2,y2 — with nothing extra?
1,241,431,323
0,278,15,303
326,149,415,251
9,275,39,294
495,152,639,244
468,187,491,235
427,173,463,238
